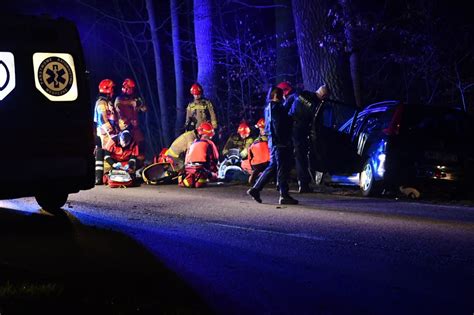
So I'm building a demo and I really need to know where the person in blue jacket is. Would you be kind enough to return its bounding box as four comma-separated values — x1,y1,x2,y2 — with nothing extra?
247,86,298,205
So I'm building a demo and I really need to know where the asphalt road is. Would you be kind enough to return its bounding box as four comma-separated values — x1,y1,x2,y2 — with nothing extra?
3,183,474,314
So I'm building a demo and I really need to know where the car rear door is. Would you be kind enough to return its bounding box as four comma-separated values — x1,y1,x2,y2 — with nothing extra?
310,100,360,173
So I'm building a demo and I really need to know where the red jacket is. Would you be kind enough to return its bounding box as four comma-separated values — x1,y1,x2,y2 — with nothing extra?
249,139,270,166
104,139,139,162
185,139,219,171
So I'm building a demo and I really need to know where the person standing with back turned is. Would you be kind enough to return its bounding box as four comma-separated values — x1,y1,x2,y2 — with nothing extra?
247,87,298,205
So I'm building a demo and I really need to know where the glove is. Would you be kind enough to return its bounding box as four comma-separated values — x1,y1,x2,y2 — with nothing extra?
123,164,130,171
112,162,122,169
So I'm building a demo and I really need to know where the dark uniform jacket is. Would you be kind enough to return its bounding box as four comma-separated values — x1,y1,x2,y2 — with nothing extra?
265,100,293,148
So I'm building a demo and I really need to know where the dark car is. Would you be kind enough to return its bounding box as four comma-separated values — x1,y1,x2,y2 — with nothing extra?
310,100,474,197
0,15,95,211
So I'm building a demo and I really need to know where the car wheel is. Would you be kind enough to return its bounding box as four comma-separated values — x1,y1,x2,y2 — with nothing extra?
35,192,68,213
360,159,382,197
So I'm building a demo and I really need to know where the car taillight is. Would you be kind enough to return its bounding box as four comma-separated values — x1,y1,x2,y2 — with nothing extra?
383,104,404,135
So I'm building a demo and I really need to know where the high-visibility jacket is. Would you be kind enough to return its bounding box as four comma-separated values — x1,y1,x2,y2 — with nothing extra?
185,138,219,171
249,135,270,166
166,130,197,158
185,98,218,129
94,96,117,135
104,137,139,172
222,133,254,159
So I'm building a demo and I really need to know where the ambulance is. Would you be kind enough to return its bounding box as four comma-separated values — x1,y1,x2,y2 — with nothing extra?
0,14,95,211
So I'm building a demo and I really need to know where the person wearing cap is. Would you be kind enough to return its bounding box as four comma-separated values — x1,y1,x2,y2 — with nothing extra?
185,83,218,131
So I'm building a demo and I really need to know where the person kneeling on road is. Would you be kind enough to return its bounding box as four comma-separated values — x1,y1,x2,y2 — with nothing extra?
103,130,139,183
179,122,219,188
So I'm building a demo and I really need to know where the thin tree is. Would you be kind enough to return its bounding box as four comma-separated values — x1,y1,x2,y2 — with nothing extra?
146,0,171,145
171,0,186,136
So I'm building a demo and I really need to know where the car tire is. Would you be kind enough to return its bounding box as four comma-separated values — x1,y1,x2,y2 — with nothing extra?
360,159,382,197
35,192,68,213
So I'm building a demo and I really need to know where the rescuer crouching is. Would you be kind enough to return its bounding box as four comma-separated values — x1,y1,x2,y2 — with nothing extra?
178,122,219,188
103,130,139,187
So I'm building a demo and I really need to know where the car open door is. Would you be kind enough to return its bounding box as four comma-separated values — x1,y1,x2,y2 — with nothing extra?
310,100,360,174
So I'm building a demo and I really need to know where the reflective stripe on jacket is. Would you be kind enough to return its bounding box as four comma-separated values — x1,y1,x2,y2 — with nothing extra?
185,99,218,128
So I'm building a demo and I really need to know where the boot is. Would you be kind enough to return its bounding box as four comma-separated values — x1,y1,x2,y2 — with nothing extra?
95,170,103,185
247,188,262,203
279,194,298,205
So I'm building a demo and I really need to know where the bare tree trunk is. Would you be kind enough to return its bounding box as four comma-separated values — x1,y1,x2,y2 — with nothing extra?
194,0,217,103
171,0,186,136
275,0,297,83
146,0,171,145
339,0,362,107
292,0,351,103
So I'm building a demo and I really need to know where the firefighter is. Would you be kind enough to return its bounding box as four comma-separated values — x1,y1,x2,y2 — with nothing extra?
288,84,330,193
247,87,298,205
93,79,118,185
103,130,139,178
222,121,254,159
245,118,271,185
164,129,198,171
115,78,147,163
179,122,219,188
184,83,218,131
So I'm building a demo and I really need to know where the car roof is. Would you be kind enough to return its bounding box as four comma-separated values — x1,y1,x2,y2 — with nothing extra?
337,100,400,132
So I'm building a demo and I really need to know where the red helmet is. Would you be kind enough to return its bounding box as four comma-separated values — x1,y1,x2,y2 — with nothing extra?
190,83,203,96
122,78,136,95
197,121,215,137
255,118,265,129
98,79,115,95
237,122,251,138
276,81,293,97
